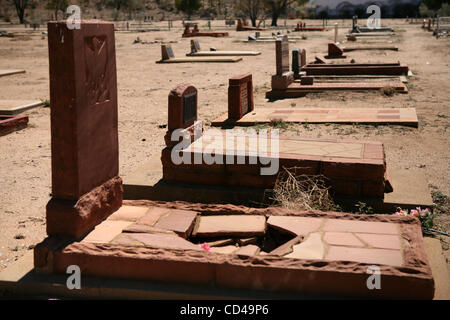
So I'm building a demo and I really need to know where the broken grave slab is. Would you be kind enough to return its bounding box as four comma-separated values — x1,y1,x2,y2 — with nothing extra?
193,215,266,238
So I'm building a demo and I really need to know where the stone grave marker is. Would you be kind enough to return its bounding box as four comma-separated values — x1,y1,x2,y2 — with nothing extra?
228,74,254,120
271,35,294,90
46,20,122,238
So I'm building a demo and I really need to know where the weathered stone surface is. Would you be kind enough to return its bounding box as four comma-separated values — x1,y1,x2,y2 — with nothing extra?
46,176,123,239
284,233,325,260
107,205,148,221
235,245,260,256
267,216,322,236
207,238,234,247
48,20,119,199
137,207,171,226
326,246,403,266
0,115,28,136
269,235,303,256
210,245,238,254
356,233,401,250
154,209,198,239
238,237,258,245
82,220,132,243
324,232,364,247
323,219,398,234
167,83,197,131
112,232,202,251
193,215,266,237
123,223,177,235
228,74,254,120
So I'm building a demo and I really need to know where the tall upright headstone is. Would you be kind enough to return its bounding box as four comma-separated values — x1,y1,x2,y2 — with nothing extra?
271,35,294,90
292,48,300,78
46,20,122,238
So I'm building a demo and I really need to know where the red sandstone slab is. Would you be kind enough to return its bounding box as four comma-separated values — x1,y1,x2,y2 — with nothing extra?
154,209,198,239
211,108,418,127
107,205,149,221
323,219,399,235
267,216,322,236
136,206,171,226
235,245,260,256
326,246,403,266
302,64,408,76
0,114,28,136
34,201,435,299
193,215,266,237
324,232,364,247
111,232,202,251
356,233,401,250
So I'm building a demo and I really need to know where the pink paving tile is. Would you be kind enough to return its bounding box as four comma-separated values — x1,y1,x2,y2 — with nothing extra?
323,232,364,247
193,215,266,237
82,220,133,243
154,209,198,239
107,206,149,222
323,219,398,235
267,216,323,236
121,232,202,251
326,246,403,267
356,233,401,250
137,206,171,226
235,244,261,256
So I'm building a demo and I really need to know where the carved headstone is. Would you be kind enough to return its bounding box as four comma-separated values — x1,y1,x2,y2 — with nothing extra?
228,74,254,120
46,20,122,238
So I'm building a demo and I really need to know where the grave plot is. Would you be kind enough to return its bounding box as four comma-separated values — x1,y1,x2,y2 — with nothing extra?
34,202,435,299
160,81,392,200
292,21,326,32
326,42,398,59
156,45,242,63
0,114,28,136
182,24,228,38
211,73,417,127
186,40,261,56
0,69,25,77
0,100,44,115
236,18,266,31
265,36,408,99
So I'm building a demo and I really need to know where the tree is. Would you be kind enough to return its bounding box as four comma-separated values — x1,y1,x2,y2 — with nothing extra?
175,0,202,20
265,0,307,26
46,0,69,20
423,0,450,11
11,0,28,23
237,0,263,27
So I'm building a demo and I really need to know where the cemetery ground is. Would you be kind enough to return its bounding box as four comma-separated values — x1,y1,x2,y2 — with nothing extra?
0,19,448,290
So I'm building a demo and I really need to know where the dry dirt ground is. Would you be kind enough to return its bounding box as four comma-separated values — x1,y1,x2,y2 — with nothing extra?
0,19,448,275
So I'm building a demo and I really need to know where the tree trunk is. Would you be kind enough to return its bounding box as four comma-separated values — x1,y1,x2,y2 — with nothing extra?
271,13,279,26
250,16,257,27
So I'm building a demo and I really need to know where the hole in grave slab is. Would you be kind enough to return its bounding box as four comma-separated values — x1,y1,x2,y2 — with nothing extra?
188,225,298,256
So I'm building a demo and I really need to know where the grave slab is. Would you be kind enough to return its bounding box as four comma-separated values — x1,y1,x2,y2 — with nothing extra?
193,215,266,238
187,40,260,56
212,107,418,127
154,209,198,239
0,100,44,115
32,201,436,299
157,45,242,63
0,69,25,77
0,114,28,136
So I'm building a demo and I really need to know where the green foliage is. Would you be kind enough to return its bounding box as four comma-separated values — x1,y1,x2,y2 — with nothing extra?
175,0,201,19
439,3,450,15
355,202,374,215
423,0,450,11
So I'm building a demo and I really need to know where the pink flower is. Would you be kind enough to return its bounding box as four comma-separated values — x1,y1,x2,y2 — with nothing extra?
410,209,419,217
200,243,210,252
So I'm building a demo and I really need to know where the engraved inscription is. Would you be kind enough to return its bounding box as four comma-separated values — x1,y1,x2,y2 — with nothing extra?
183,92,197,124
240,82,248,114
85,36,110,106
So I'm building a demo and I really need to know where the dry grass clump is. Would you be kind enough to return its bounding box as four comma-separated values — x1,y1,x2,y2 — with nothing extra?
272,167,335,211
380,86,396,96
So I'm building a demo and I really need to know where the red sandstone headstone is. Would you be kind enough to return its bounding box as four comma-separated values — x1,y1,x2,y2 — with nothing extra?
46,20,122,238
228,74,254,120
48,20,119,199
328,42,344,57
272,35,294,90
168,84,197,131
